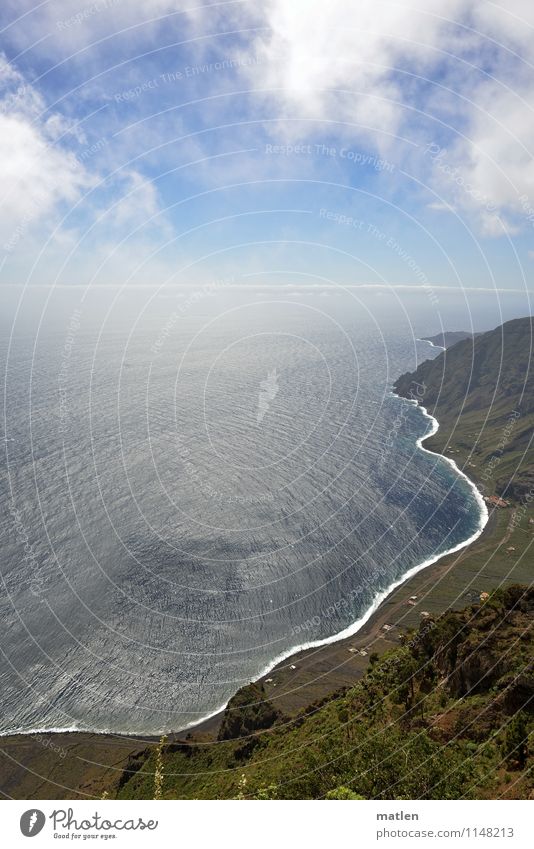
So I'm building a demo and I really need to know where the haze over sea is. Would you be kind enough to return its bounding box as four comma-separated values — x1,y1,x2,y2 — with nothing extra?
0,287,498,735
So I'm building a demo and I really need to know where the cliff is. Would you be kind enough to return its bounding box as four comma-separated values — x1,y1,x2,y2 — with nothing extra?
395,317,534,500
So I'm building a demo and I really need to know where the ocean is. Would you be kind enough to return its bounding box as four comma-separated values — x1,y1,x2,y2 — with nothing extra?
0,288,485,735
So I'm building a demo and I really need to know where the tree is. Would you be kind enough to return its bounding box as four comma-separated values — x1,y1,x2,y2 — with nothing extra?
395,654,419,713
502,713,529,769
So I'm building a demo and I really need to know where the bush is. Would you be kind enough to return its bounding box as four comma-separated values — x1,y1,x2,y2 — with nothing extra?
326,786,365,800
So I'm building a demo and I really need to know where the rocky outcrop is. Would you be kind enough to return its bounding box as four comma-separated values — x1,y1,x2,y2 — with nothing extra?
217,682,280,741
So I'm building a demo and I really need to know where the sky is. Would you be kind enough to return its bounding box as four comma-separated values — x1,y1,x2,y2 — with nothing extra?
1,0,534,300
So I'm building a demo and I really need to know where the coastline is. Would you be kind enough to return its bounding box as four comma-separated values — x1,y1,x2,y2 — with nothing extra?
170,393,490,736
416,337,446,350
0,391,488,743
2,474,524,798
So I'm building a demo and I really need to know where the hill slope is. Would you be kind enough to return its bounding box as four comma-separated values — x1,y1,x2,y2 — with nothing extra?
396,317,534,500
420,330,476,348
117,586,534,800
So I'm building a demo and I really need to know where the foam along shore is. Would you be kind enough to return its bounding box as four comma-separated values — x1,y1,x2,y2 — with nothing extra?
0,421,517,801
172,392,489,734
0,392,488,740
416,337,446,349
0,499,521,801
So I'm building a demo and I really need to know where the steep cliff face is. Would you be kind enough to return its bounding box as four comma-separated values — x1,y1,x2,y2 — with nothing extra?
395,317,534,499
397,318,534,415
420,331,475,348
415,585,534,705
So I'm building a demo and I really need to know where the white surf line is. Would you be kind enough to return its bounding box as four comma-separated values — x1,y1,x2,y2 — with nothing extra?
167,394,490,736
1,395,489,739
416,337,446,350
0,724,83,736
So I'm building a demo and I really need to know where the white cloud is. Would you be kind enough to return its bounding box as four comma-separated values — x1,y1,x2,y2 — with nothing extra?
247,0,466,144
0,0,204,56
470,0,534,46
241,0,534,235
446,80,534,232
427,201,455,212
3,0,534,244
0,51,170,283
110,169,163,227
0,54,94,252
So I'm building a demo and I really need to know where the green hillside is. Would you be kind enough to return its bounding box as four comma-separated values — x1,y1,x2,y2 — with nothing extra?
396,317,534,500
117,585,534,800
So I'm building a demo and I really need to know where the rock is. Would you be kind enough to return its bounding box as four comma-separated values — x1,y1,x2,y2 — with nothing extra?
217,682,280,741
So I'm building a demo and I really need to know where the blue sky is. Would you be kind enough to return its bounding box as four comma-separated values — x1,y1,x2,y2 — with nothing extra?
1,0,534,298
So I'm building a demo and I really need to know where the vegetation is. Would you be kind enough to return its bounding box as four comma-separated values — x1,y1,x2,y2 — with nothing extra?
153,735,167,800
502,713,529,769
395,317,534,499
117,585,533,799
217,682,280,743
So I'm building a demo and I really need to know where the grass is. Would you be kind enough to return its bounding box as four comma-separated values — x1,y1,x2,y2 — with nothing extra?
116,586,534,800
